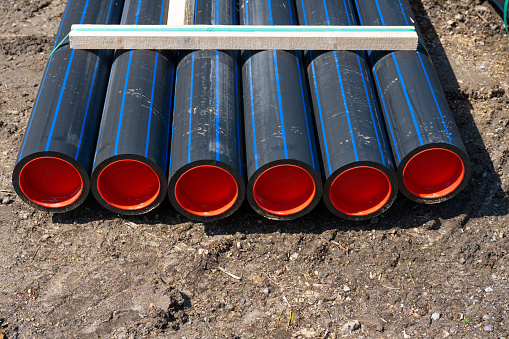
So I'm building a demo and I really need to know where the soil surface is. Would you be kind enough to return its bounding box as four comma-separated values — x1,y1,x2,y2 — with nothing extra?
0,0,508,338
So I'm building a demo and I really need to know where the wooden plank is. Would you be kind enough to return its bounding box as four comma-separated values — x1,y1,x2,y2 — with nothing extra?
167,0,187,25
69,25,418,51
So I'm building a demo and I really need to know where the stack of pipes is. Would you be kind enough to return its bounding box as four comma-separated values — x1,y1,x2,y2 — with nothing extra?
12,0,471,221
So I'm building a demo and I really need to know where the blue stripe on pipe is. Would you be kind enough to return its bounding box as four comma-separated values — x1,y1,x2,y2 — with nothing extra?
114,50,133,156
416,52,453,145
320,0,331,25
356,53,385,166
309,51,332,176
187,52,195,163
235,51,241,176
396,0,410,26
333,51,358,161
159,0,167,24
373,0,386,26
75,50,102,160
105,0,115,25
194,0,198,24
352,0,363,25
134,0,142,24
53,0,71,48
215,51,220,161
247,51,258,170
45,0,91,152
114,0,142,156
267,0,274,25
165,57,175,174
215,0,220,161
341,0,352,25
145,53,159,158
391,53,424,146
272,50,288,159
168,52,179,173
295,51,316,170
373,67,401,163
297,0,317,169
45,50,76,151
298,0,308,25
288,0,295,24
144,1,168,158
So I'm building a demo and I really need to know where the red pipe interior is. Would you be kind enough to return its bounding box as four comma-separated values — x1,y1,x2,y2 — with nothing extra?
403,148,465,199
175,165,238,217
19,157,83,208
253,164,316,215
97,159,160,210
329,166,392,216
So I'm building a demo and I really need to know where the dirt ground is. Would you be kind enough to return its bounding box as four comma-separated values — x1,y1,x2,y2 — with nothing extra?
0,0,508,338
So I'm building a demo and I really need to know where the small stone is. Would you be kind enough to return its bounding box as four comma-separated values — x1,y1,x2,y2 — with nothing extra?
424,219,438,230
290,253,299,261
484,325,493,332
485,287,493,292
343,285,351,292
341,320,360,333
40,234,51,241
449,328,456,333
482,172,488,178
447,19,454,25
262,288,270,295
318,300,324,306
483,315,490,321
198,248,208,255
236,242,242,249
431,312,441,321
370,217,379,225
2,197,12,204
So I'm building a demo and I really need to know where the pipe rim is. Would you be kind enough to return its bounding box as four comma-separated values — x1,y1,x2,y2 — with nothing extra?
252,164,317,216
18,156,83,208
174,165,239,217
329,166,393,217
96,159,161,211
402,148,465,199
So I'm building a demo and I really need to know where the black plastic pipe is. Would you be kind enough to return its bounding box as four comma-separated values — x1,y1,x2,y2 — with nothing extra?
240,0,322,220
353,0,471,203
295,0,397,220
168,0,245,222
91,0,174,215
12,0,124,213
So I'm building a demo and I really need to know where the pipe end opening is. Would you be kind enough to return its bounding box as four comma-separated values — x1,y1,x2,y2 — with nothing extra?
403,148,465,199
19,157,83,208
330,166,392,216
175,165,239,217
97,159,160,210
253,164,316,216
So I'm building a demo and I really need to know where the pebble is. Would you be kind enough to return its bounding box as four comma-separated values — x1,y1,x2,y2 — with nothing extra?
290,253,299,261
341,320,361,333
2,197,12,204
485,287,493,292
483,315,490,321
262,288,270,295
431,312,441,321
484,325,493,332
342,285,351,292
318,300,324,306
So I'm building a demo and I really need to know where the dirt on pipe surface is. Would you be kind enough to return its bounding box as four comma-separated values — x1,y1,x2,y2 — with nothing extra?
0,0,508,337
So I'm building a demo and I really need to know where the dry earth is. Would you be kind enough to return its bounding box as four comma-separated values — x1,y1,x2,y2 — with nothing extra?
0,0,508,338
